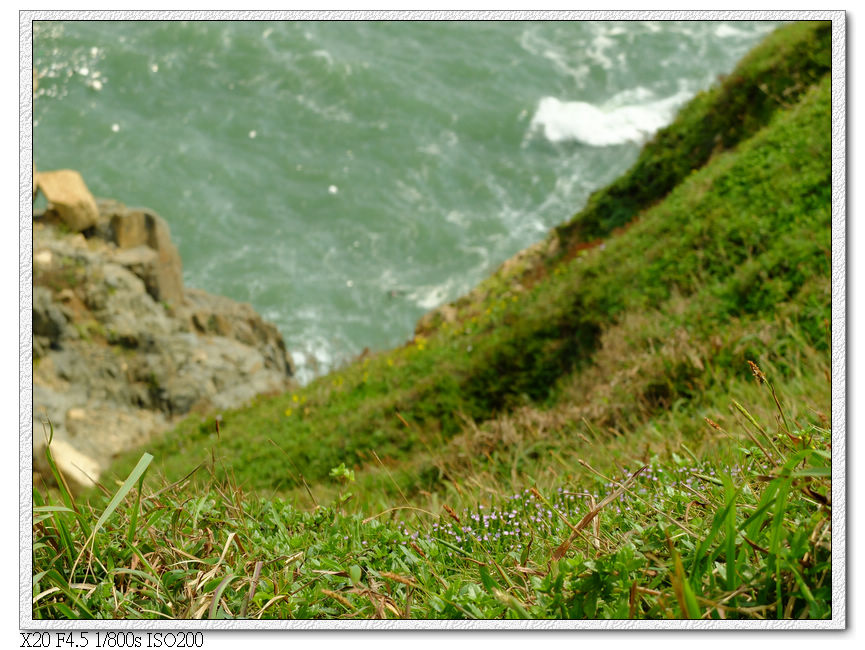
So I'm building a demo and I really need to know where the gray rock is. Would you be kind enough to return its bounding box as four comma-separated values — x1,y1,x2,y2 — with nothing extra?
65,406,169,464
180,288,295,377
97,263,177,347
33,286,75,346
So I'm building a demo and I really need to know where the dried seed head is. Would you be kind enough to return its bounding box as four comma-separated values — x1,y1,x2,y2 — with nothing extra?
748,360,767,384
381,571,417,586
442,504,461,524
321,589,353,609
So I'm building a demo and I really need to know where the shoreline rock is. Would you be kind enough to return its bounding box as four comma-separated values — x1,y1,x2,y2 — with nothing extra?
33,174,297,493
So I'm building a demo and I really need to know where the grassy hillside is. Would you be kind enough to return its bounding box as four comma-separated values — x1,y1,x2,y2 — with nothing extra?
33,22,833,621
107,57,830,500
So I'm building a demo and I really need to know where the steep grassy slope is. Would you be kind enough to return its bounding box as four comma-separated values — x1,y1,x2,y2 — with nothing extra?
425,20,830,322
554,20,830,246
105,31,831,501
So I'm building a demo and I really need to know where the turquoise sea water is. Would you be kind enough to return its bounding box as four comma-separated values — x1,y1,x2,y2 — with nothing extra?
33,20,778,383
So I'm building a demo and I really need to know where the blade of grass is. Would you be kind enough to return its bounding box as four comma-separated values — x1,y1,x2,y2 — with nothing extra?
33,505,74,514
126,467,147,544
38,568,95,617
239,561,263,619
493,588,531,619
732,400,782,464
208,574,237,619
669,536,701,619
723,477,738,592
70,453,153,582
740,481,782,541
40,422,92,539
769,476,794,620
50,510,76,567
690,484,742,581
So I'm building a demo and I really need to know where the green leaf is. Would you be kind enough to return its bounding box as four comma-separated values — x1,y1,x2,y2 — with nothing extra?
349,564,361,585
33,505,74,514
479,565,499,594
691,485,742,580
723,477,738,591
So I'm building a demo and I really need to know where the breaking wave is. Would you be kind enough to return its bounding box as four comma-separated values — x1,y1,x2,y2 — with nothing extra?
527,86,695,147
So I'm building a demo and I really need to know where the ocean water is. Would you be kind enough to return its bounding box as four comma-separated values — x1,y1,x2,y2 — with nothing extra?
33,19,779,384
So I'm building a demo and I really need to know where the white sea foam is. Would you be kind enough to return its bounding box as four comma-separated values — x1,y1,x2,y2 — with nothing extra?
284,306,345,385
445,210,469,227
407,275,469,311
294,93,352,123
714,24,748,39
527,86,694,147
407,283,451,311
586,33,617,71
418,143,442,156
311,49,334,67
290,336,337,386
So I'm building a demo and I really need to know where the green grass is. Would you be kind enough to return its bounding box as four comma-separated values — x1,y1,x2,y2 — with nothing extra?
33,22,834,620
34,369,831,619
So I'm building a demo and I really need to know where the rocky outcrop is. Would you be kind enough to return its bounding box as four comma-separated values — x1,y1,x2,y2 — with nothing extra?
101,201,185,306
179,288,293,378
34,169,100,232
33,180,297,492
